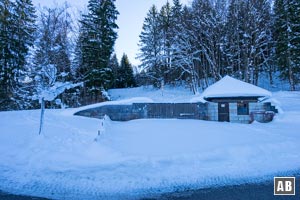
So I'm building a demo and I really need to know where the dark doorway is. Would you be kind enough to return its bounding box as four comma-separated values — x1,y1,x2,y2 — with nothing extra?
218,102,229,122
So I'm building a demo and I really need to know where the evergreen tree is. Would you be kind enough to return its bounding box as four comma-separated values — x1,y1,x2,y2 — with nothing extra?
0,0,14,108
13,0,37,110
0,0,36,110
76,0,119,103
136,0,299,91
116,53,135,88
289,0,300,89
138,5,162,87
224,0,272,84
225,0,243,79
14,0,36,76
248,0,273,85
172,5,200,93
168,0,183,82
171,0,182,29
212,0,228,78
158,1,172,83
274,0,300,90
191,0,222,83
170,0,183,39
108,53,119,88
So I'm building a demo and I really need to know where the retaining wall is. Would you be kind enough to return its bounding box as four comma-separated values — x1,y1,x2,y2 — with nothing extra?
75,103,208,121
74,102,277,123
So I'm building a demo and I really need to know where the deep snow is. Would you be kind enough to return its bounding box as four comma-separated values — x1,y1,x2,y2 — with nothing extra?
0,88,300,199
201,76,272,98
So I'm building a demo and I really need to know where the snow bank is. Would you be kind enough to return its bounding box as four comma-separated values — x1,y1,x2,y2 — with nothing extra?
0,91,299,199
109,85,198,103
202,76,272,99
189,94,206,103
260,97,283,113
63,97,154,116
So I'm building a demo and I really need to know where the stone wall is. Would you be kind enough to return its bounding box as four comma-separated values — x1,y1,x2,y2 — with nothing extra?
75,103,208,121
74,101,277,123
206,103,218,121
205,102,277,123
249,102,264,112
228,102,250,123
249,102,277,123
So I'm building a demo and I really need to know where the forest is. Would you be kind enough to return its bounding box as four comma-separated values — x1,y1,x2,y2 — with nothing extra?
0,0,299,110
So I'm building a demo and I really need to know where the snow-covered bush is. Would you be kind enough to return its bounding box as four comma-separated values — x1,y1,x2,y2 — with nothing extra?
32,64,82,135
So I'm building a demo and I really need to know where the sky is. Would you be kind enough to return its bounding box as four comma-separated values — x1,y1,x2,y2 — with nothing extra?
32,0,190,66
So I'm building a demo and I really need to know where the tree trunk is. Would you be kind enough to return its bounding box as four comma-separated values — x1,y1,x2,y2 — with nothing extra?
287,49,295,91
268,66,273,86
191,73,198,94
254,66,259,86
289,69,295,91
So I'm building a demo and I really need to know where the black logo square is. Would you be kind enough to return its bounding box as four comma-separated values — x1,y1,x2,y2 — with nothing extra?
274,177,295,195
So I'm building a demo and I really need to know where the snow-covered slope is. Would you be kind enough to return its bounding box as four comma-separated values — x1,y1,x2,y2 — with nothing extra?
0,91,300,199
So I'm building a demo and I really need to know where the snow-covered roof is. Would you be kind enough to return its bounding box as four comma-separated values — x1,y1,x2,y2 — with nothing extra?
202,76,272,99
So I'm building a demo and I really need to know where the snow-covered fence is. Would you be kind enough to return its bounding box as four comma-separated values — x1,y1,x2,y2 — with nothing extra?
74,103,208,121
145,103,207,119
74,102,277,123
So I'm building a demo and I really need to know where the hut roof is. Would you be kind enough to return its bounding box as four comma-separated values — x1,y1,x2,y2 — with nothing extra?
202,76,272,99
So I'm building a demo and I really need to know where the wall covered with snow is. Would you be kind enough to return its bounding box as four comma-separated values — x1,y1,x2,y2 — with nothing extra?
75,103,208,121
75,101,278,123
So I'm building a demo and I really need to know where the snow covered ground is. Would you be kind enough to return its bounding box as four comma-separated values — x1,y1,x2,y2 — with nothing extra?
0,88,300,199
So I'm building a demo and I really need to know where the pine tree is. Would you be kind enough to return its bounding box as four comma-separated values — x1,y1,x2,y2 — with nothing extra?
170,0,182,38
108,53,119,88
274,0,300,90
212,0,228,78
0,0,14,109
13,0,36,109
289,0,300,89
171,0,182,25
0,0,36,110
77,0,119,103
168,0,183,82
248,0,273,85
225,0,243,79
224,0,273,84
158,1,172,83
14,0,36,76
116,53,135,88
136,0,289,91
138,5,162,87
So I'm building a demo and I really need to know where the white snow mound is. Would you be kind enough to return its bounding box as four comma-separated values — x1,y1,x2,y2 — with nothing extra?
202,76,272,99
